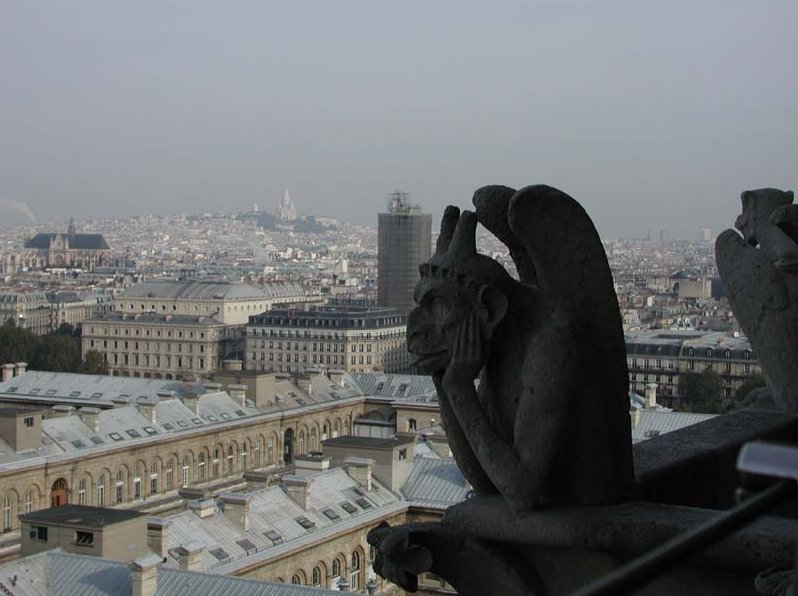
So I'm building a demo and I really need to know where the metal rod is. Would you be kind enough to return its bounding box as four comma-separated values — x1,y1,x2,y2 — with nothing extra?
572,480,796,596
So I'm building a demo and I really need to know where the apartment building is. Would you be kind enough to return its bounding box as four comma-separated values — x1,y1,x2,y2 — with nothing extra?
244,304,412,375
625,330,762,401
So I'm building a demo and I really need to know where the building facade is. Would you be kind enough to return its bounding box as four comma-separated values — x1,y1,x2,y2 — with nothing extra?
377,192,432,314
245,304,411,375
625,330,762,402
22,220,111,270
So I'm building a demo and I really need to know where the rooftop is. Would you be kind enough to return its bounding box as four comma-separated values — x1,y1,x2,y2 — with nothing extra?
120,279,306,301
19,504,143,528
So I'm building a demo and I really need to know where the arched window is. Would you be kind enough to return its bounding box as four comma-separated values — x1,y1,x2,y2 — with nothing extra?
408,418,417,431
241,443,249,471
24,491,34,513
150,463,158,495
97,477,105,506
212,448,220,478
115,470,125,503
332,557,342,580
226,445,235,474
311,565,323,587
182,455,191,487
291,573,303,585
2,496,12,532
310,428,317,452
254,438,262,468
350,551,361,590
187,451,201,478
267,436,274,463
166,460,174,489
78,479,87,505
298,431,305,455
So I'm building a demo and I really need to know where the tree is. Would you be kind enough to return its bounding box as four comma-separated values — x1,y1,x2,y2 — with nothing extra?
0,322,41,365
31,334,81,372
677,368,725,414
735,373,767,401
80,350,108,375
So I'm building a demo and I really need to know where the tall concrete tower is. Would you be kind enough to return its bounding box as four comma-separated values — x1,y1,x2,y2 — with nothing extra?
378,191,432,314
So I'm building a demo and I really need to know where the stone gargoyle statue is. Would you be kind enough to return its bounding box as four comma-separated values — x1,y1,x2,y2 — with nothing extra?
716,188,798,412
368,184,634,594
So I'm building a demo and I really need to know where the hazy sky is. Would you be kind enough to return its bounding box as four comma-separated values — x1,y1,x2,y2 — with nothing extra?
1,1,796,238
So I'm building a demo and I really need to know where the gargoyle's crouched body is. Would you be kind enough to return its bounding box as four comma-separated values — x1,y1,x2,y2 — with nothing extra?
407,185,634,513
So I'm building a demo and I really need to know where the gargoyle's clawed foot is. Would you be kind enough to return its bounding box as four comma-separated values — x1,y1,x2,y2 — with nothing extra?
367,522,433,592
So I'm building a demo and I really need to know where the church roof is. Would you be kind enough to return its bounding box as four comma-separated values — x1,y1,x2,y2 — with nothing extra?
24,233,110,250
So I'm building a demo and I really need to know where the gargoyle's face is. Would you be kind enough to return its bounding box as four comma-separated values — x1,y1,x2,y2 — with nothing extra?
407,275,480,373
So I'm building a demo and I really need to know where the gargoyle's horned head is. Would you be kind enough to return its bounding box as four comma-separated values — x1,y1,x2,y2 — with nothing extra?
407,206,514,373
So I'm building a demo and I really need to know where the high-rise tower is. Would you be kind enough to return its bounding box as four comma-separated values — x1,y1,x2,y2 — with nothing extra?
377,191,432,314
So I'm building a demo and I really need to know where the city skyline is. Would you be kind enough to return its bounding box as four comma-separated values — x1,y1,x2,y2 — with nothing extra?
1,1,796,239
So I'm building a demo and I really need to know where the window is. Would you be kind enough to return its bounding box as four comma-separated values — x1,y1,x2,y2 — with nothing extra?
97,478,105,506
133,477,141,499
2,496,11,532
350,551,361,590
408,418,417,431
267,437,274,464
115,471,125,503
33,526,48,541
292,574,303,585
198,452,206,480
24,491,33,514
75,531,94,546
24,416,34,428
332,557,342,580
399,448,407,461
312,566,323,587
254,439,262,468
166,461,174,489
182,455,191,487
150,464,158,495
227,446,234,474
241,444,248,471
78,480,86,505
212,449,220,478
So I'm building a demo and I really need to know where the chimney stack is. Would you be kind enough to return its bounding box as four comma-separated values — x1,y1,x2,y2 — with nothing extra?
78,407,101,433
630,408,640,429
15,362,27,376
175,541,205,572
181,394,199,415
203,382,223,393
219,493,250,531
129,553,162,596
146,518,170,558
282,475,313,510
1,364,14,383
645,383,658,409
294,453,330,478
227,384,248,407
344,457,373,492
52,405,75,418
136,397,158,423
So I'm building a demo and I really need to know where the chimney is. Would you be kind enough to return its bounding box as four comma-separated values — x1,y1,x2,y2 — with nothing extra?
296,376,311,395
52,405,75,418
15,362,27,376
175,541,204,572
219,493,250,531
329,369,345,387
227,384,248,406
78,407,101,433
645,383,658,409
203,382,223,393
188,498,216,519
181,394,199,415
282,475,313,510
129,553,162,596
294,453,330,478
146,518,170,558
222,359,243,371
136,397,158,423
344,457,373,492
1,364,14,383
630,408,640,428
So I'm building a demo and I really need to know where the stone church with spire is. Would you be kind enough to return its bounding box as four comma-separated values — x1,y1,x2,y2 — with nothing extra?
21,218,110,270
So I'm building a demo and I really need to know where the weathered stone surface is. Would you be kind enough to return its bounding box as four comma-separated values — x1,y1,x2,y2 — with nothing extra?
406,184,634,513
716,188,798,412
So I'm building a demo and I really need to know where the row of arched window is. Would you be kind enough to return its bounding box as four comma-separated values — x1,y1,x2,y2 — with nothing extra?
0,413,354,534
282,549,365,591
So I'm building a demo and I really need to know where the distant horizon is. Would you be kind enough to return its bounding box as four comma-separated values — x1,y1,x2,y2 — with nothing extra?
2,1,795,238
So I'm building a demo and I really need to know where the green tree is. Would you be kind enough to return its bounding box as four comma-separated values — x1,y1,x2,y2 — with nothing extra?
80,350,108,375
31,334,81,372
0,321,41,365
678,368,725,413
735,373,767,401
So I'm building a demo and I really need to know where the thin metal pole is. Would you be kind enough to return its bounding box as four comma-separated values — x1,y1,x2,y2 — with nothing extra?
572,480,796,596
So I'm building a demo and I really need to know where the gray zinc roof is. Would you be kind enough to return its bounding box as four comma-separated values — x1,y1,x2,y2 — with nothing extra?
632,410,716,443
120,280,306,301
0,550,340,596
401,456,470,509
